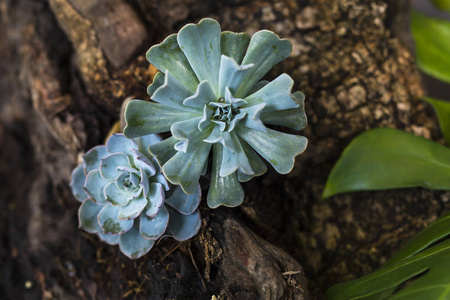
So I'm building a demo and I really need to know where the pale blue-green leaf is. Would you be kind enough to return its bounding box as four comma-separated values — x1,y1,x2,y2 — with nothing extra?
167,206,201,241
165,184,201,215
71,164,87,202
98,204,133,234
82,145,108,174
183,80,216,109
129,172,140,189
323,128,450,198
237,30,292,97
118,195,147,220
146,34,199,93
220,31,250,64
147,71,165,96
103,182,131,206
236,126,307,174
207,144,244,208
247,80,269,95
148,136,178,167
139,205,169,240
163,129,212,195
106,134,137,155
130,148,155,177
243,73,298,112
152,71,198,112
152,166,170,191
423,97,450,145
177,18,222,95
411,11,450,84
237,139,267,182
326,213,450,300
260,91,307,130
84,170,109,204
225,86,247,108
227,111,246,132
241,103,267,132
97,232,120,245
220,131,253,177
171,117,204,153
119,224,155,259
146,182,164,217
100,153,132,180
133,134,162,159
204,126,236,151
198,105,214,132
140,167,150,198
431,0,450,11
78,199,102,233
124,100,201,138
218,55,253,97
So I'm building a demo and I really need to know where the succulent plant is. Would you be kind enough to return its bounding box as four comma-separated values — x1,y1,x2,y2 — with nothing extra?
70,134,201,259
124,18,307,208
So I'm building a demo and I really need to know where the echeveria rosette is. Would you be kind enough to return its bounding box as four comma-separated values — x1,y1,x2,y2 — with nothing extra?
124,18,308,208
70,134,201,259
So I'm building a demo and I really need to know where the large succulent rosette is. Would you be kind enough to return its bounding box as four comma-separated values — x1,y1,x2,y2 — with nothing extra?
70,134,201,259
124,18,307,208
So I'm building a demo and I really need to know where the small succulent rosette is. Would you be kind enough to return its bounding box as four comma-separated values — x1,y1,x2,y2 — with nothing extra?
124,18,307,208
70,134,201,259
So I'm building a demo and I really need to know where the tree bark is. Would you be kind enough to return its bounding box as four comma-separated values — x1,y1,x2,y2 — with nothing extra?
0,0,442,299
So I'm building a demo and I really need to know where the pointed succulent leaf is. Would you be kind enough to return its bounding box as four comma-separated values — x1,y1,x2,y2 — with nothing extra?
183,80,216,109
124,100,201,138
243,73,298,112
84,170,109,204
130,148,156,177
97,232,120,245
146,34,199,93
103,182,132,206
134,134,162,159
78,199,103,233
240,103,267,132
148,137,178,167
177,18,222,95
236,126,308,174
165,184,201,215
218,55,253,97
167,206,201,241
207,144,245,208
71,164,87,202
106,134,138,154
152,70,198,112
146,182,164,217
163,127,212,194
98,205,133,235
237,140,267,182
260,91,307,130
219,132,254,177
83,145,108,174
100,153,132,180
118,195,148,220
140,205,169,240
237,30,292,97
147,71,165,96
119,224,155,259
140,167,150,198
220,31,250,64
171,117,204,153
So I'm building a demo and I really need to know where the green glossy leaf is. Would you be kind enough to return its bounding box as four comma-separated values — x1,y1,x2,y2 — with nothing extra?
326,213,450,300
423,97,450,145
411,11,450,84
323,128,450,198
431,0,450,12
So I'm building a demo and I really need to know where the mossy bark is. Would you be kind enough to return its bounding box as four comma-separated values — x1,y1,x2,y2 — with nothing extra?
0,0,443,299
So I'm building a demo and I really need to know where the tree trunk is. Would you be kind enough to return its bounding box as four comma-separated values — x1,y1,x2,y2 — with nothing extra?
0,0,441,299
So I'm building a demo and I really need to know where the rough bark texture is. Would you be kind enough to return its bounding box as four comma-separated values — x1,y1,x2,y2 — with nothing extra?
0,0,444,299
